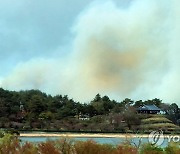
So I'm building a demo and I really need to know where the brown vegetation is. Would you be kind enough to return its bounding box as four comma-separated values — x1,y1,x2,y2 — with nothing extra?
0,133,180,154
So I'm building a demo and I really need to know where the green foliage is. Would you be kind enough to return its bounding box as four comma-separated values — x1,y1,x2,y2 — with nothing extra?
0,133,20,154
91,94,116,115
140,143,164,154
165,142,180,154
0,87,179,132
167,103,180,125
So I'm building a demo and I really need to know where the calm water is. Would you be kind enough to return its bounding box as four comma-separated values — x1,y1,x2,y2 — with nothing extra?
20,136,170,147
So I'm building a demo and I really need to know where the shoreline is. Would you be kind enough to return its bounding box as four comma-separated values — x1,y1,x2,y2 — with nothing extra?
20,133,146,138
20,133,179,138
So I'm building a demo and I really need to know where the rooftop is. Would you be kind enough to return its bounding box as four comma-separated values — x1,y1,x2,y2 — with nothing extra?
138,104,161,111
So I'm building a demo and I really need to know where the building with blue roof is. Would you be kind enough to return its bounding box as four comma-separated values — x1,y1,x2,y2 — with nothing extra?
137,104,161,114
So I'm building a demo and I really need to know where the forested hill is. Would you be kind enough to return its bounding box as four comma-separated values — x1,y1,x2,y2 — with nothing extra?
0,88,179,132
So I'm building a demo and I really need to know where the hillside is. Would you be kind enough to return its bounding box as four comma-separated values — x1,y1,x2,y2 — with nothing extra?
0,88,179,133
139,114,180,132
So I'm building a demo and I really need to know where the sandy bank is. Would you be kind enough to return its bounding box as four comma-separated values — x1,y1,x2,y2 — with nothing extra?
20,133,151,138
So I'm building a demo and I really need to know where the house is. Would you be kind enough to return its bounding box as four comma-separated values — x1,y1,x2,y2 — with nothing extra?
137,104,161,114
76,113,90,120
79,114,90,120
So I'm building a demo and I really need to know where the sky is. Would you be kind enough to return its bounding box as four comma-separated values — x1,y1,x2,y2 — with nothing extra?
0,0,180,105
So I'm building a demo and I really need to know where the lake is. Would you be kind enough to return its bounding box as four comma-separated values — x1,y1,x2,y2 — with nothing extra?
20,136,170,147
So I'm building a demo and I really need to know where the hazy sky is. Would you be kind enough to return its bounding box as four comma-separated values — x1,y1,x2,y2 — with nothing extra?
0,0,129,74
0,0,179,105
0,0,90,74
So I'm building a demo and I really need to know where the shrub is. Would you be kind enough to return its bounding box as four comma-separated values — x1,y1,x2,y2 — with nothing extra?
0,133,21,154
140,143,164,154
74,140,115,154
0,133,179,154
55,138,74,154
165,142,180,154
115,144,138,154
20,142,38,154
38,141,60,154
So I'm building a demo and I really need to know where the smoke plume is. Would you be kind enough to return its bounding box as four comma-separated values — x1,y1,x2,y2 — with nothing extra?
0,0,180,104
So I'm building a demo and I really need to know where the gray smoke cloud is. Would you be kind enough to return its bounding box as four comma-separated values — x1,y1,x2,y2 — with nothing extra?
0,0,180,105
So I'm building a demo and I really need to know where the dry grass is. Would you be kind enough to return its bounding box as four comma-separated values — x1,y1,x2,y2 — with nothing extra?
140,123,179,130
141,117,172,124
0,133,180,154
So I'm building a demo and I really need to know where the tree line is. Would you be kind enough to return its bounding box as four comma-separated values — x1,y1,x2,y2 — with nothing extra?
0,88,179,131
